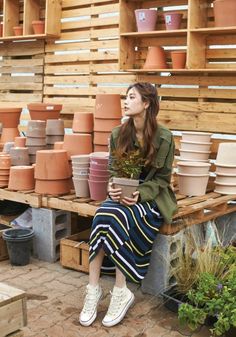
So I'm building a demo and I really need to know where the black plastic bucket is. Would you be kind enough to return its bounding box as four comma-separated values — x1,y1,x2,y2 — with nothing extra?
2,228,34,266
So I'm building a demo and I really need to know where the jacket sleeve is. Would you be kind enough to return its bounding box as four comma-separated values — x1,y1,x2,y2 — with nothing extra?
137,134,175,202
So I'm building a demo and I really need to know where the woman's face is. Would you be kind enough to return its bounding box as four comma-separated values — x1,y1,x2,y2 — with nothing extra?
124,87,149,117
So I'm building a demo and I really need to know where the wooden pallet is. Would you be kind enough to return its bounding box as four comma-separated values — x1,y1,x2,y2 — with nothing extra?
0,189,42,208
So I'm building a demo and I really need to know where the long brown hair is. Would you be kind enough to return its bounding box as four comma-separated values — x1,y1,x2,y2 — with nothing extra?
116,82,159,165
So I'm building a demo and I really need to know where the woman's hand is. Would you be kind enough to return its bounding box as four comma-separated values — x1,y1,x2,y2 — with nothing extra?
121,191,140,206
107,181,122,202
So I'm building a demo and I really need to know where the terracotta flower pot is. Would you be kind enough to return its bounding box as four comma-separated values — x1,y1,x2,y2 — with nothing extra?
216,143,236,165
35,178,71,195
46,119,64,135
13,26,23,36
54,141,64,150
1,128,20,143
72,112,94,133
27,103,62,121
26,120,46,137
63,134,92,159
73,177,90,198
35,150,71,180
213,0,236,27
94,118,121,132
27,145,46,155
0,154,11,169
171,51,186,69
14,136,26,147
94,144,109,152
112,177,139,199
95,94,122,119
32,20,45,34
8,166,35,191
94,131,111,145
46,135,64,145
26,137,47,146
9,147,30,166
143,46,167,69
164,12,183,30
177,173,209,196
181,131,212,143
88,179,109,201
0,108,22,128
179,149,211,161
177,161,211,175
180,140,212,152
135,9,158,32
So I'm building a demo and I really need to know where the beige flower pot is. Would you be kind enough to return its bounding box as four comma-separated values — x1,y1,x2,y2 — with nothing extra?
46,135,64,145
177,173,209,196
215,164,236,175
177,161,211,175
9,147,30,166
214,182,236,195
26,137,47,146
46,119,64,135
179,149,211,161
180,140,212,152
26,120,46,138
215,173,236,184
72,177,90,198
112,177,139,199
182,131,212,143
71,154,90,164
216,143,236,166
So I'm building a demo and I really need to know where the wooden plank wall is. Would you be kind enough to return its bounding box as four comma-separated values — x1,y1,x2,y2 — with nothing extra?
0,0,235,135
44,0,136,128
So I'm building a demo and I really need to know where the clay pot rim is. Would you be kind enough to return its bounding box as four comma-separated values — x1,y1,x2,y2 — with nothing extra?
135,8,157,13
13,26,23,29
27,103,62,111
0,108,22,112
36,149,67,154
177,161,211,167
180,140,212,145
10,165,33,170
215,181,236,187
35,178,70,182
179,157,209,162
177,172,209,177
182,131,212,136
215,163,236,168
216,172,236,177
179,149,211,154
32,20,44,25
171,51,187,55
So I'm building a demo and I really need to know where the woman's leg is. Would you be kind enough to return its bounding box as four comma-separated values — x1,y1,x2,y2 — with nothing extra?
89,248,105,286
115,266,126,288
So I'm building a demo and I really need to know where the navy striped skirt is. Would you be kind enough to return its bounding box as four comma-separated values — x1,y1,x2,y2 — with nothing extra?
89,199,163,283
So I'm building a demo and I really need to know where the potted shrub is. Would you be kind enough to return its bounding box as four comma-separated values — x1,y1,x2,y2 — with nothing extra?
111,149,145,199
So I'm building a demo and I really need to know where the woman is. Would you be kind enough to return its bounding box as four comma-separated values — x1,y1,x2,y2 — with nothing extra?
79,82,177,327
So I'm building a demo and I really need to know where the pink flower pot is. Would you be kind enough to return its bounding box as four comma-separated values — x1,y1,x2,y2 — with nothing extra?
164,12,183,30
88,179,108,201
135,9,158,32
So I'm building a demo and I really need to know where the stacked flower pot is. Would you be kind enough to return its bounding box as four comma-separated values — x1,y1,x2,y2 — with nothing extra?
177,132,212,196
71,155,90,198
214,143,236,194
8,166,35,191
0,153,11,187
27,103,62,121
88,152,109,200
26,120,47,164
34,150,71,195
0,108,22,143
46,119,64,149
94,94,122,152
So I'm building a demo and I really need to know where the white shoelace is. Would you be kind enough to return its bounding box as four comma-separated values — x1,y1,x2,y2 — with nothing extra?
107,290,124,315
82,289,99,314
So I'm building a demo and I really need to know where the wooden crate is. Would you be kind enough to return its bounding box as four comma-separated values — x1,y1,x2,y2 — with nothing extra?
60,229,90,273
0,283,27,337
0,223,13,262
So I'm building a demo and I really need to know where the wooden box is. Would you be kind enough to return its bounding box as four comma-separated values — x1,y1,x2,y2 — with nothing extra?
60,229,90,273
0,283,27,337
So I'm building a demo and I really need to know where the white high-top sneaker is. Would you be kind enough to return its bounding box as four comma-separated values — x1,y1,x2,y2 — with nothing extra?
102,286,134,327
79,284,103,326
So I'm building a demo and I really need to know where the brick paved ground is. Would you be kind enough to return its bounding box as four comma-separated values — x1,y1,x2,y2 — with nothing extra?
0,258,211,337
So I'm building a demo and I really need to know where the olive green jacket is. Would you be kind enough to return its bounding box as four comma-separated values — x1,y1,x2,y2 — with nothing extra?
109,124,178,224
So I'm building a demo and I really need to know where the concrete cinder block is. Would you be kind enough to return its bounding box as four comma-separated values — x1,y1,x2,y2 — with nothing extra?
141,230,184,295
32,207,71,262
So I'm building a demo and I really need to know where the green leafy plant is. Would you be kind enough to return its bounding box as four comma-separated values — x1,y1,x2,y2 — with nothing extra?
111,149,145,179
178,269,236,336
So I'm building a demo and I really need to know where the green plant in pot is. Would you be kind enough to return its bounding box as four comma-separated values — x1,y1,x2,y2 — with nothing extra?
110,149,145,199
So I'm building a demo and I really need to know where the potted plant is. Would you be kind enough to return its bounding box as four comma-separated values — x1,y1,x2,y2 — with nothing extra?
111,149,145,199
161,227,236,336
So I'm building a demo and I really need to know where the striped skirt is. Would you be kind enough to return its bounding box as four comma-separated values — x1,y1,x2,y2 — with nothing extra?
89,199,163,283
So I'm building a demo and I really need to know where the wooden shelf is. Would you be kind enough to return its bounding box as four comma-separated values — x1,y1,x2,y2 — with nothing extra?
0,33,59,41
119,0,236,73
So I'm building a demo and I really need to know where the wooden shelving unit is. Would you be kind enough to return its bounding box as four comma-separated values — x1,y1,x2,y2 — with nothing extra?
119,0,236,73
0,0,61,41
